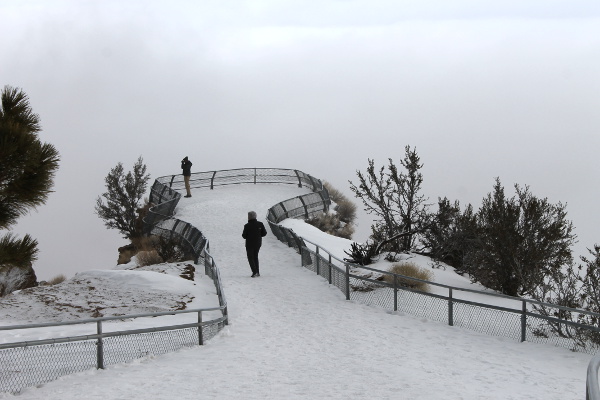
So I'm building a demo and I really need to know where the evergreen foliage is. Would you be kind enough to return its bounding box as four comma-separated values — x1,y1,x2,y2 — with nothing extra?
95,156,150,239
0,86,60,230
0,85,60,282
421,198,478,271
343,241,379,265
463,178,575,297
349,145,428,253
528,245,600,349
0,233,39,269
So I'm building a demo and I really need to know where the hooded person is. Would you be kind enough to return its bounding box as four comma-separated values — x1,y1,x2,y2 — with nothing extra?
242,211,267,277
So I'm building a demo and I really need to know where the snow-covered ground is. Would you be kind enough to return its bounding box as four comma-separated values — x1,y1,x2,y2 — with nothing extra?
0,184,593,399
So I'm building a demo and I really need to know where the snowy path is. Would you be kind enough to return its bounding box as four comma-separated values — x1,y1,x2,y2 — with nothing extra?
3,184,591,400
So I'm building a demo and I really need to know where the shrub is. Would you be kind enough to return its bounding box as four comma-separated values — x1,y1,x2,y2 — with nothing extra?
155,236,185,263
335,197,357,225
47,274,66,285
118,234,187,266
94,156,150,240
306,182,357,239
343,241,379,265
384,262,433,292
136,249,163,267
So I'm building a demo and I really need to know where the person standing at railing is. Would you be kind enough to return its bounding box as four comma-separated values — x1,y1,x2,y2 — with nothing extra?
181,156,193,198
242,211,267,278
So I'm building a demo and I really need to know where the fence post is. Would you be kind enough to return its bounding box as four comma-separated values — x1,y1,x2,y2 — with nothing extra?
294,170,303,188
328,254,332,285
198,311,204,346
298,196,309,219
96,320,104,369
169,175,175,187
345,264,350,300
170,220,180,240
521,300,527,342
394,274,398,311
448,288,454,326
316,190,330,213
254,168,257,184
210,171,216,189
316,247,320,276
280,202,288,220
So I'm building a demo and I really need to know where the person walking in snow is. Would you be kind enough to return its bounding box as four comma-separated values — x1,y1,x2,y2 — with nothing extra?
242,211,267,277
181,156,193,198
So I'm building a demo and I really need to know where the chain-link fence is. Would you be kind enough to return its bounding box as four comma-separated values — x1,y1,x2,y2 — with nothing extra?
0,173,229,393
275,225,600,355
261,173,600,358
0,309,227,393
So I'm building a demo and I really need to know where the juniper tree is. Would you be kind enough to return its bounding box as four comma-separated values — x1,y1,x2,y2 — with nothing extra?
464,178,575,297
95,156,150,239
0,85,60,276
421,197,478,271
349,145,428,253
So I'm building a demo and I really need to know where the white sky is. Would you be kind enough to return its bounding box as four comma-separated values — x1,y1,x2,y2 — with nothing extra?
1,1,599,280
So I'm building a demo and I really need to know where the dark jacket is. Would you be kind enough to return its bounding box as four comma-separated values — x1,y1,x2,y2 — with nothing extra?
181,159,192,176
242,219,267,248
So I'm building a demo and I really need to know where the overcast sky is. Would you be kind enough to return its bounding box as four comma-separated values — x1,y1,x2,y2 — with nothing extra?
2,0,599,280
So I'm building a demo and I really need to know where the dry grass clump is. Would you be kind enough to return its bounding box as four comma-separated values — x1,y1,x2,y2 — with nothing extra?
383,262,433,292
305,182,357,239
118,235,186,266
118,236,159,264
136,249,164,267
46,274,67,285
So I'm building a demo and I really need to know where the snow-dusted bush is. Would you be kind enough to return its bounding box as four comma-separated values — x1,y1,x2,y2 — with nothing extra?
305,182,356,239
136,250,163,267
383,262,433,292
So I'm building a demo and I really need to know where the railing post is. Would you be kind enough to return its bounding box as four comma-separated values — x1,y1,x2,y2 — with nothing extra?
169,175,175,187
280,202,288,220
210,171,216,189
328,254,332,285
345,264,350,300
294,170,303,188
198,311,204,346
96,320,104,369
394,274,398,312
448,288,454,326
298,196,309,219
316,247,320,276
521,300,527,342
315,190,330,213
254,168,257,184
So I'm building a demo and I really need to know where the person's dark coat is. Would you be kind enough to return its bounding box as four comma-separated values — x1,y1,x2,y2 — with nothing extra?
181,158,192,176
242,219,267,248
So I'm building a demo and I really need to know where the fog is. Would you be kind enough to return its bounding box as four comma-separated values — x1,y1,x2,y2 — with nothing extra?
2,1,599,280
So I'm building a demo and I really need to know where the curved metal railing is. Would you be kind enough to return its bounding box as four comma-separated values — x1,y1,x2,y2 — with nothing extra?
588,354,600,400
0,173,230,393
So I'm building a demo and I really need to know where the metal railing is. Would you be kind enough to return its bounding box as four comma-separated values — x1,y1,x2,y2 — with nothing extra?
0,308,226,393
257,172,600,398
157,167,326,193
588,354,600,399
0,174,229,393
3,166,598,396
275,224,600,353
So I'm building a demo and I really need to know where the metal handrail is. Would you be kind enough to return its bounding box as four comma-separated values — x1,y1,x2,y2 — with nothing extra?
299,235,600,323
587,354,600,399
